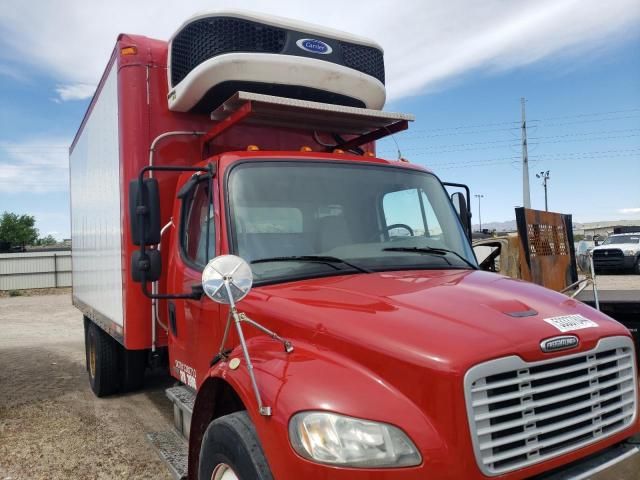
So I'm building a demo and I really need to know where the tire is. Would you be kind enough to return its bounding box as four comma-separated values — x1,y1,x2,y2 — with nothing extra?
198,411,273,480
120,349,147,392
86,321,120,397
83,317,90,373
635,258,640,275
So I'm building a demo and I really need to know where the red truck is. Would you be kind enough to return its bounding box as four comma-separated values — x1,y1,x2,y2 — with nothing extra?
69,10,639,480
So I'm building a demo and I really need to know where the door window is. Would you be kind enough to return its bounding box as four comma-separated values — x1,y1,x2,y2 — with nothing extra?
182,179,215,267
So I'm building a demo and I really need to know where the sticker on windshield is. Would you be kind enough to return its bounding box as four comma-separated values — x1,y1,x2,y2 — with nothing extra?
544,314,598,333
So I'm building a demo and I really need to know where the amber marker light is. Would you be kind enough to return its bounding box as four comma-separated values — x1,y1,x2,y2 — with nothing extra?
121,46,138,56
247,145,260,151
300,146,313,152
333,149,345,154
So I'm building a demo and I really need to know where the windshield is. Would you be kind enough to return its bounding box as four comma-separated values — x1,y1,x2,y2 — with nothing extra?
228,161,476,283
603,235,640,245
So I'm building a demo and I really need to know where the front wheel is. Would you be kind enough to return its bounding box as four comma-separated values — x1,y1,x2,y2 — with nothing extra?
198,411,273,480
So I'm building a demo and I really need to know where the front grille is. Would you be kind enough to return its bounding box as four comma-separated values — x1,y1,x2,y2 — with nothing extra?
340,42,385,84
593,249,625,268
465,337,637,476
170,17,286,87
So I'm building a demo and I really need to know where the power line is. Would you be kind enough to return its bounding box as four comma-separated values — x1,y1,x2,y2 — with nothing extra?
528,127,640,140
528,133,640,146
530,114,640,129
389,108,640,137
379,137,520,151
528,107,640,123
393,126,522,139
531,147,640,157
397,119,521,133
378,142,521,154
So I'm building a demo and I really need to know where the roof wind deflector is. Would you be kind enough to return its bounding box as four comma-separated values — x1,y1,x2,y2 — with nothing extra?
203,91,414,151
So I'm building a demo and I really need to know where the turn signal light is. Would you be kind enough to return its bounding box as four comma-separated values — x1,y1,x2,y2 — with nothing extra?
247,145,260,151
121,46,138,56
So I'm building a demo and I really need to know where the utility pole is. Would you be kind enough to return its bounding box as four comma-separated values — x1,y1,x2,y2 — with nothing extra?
474,194,484,231
536,170,550,211
521,97,531,209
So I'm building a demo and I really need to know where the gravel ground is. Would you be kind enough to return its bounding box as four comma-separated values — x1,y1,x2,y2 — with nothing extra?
0,294,173,480
1,293,639,479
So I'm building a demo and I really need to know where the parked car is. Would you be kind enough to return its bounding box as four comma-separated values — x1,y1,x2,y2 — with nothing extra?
592,233,640,274
575,239,595,274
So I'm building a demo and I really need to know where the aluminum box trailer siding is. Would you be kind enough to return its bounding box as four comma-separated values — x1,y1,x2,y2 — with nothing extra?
69,33,375,351
70,34,209,349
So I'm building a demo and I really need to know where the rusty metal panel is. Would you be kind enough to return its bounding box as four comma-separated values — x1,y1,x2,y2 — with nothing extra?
515,208,578,291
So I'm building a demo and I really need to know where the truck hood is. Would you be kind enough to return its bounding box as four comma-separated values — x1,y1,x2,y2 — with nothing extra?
246,269,629,371
593,243,640,252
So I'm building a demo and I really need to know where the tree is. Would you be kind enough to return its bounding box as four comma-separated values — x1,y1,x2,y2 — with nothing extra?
0,212,39,248
36,234,58,246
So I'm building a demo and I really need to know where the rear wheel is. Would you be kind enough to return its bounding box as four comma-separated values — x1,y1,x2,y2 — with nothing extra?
85,321,119,397
198,411,273,480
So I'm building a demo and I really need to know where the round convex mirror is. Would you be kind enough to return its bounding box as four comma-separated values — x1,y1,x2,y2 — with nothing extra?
202,255,253,305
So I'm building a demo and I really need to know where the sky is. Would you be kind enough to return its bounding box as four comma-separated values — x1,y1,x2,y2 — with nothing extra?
0,0,639,239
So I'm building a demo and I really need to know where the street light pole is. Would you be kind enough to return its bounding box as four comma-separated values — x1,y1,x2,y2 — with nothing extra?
536,171,550,211
474,194,484,231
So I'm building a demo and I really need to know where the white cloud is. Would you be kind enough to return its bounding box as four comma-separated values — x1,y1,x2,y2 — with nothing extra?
55,83,95,101
0,138,69,193
620,208,640,214
0,0,638,101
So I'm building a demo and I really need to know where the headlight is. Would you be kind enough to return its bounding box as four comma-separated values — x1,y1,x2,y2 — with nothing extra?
289,411,421,468
623,250,637,256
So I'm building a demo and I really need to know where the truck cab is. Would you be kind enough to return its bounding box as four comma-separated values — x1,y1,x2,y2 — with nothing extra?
70,10,640,480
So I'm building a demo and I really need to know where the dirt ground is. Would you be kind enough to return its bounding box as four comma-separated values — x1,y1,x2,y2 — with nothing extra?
592,273,640,291
1,292,639,479
0,293,173,480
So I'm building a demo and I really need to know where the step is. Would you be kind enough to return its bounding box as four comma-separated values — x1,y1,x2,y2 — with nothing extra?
147,430,188,480
166,385,196,439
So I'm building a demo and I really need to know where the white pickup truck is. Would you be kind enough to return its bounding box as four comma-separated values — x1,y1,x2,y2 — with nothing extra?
592,233,640,274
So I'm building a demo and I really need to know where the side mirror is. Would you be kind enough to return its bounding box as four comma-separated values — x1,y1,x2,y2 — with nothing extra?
451,191,471,239
131,249,162,282
129,178,161,245
201,255,253,305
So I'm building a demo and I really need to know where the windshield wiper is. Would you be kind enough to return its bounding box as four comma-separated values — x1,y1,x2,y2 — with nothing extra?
250,255,373,274
382,247,477,269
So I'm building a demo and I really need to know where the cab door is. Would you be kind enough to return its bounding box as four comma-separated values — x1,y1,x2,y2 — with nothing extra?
167,173,223,388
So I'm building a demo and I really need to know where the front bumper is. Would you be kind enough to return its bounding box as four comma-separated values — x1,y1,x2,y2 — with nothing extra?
594,254,637,270
532,438,639,479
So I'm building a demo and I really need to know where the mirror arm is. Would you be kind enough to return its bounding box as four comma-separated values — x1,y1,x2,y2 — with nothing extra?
224,280,273,417
238,312,294,353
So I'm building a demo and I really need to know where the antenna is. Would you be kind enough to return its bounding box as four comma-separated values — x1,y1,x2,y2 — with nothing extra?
384,126,403,159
